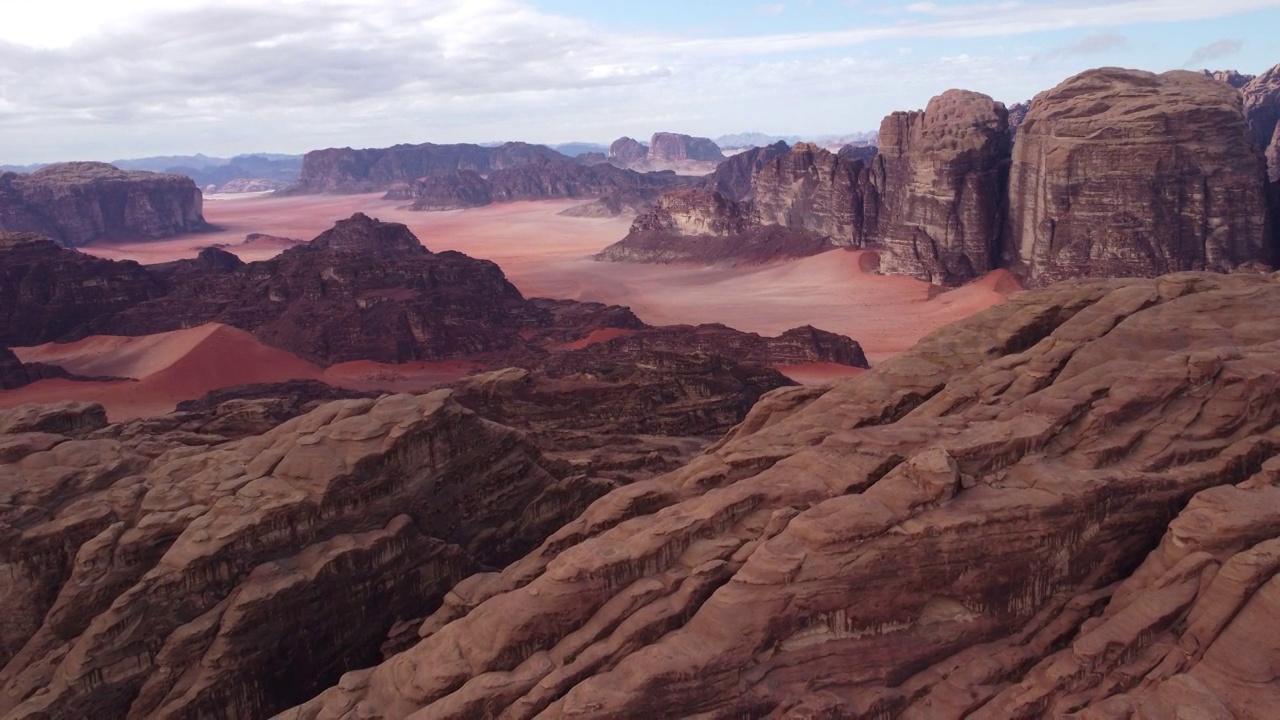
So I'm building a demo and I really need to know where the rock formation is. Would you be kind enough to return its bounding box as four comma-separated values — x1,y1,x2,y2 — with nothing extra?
0,232,166,346
752,142,875,246
280,270,1280,719
1006,100,1030,134
291,142,567,194
873,89,1011,284
607,137,648,165
647,132,725,163
702,141,791,202
1008,68,1272,285
1243,64,1280,182
1203,68,1255,88
0,163,209,247
391,157,692,212
596,188,837,264
836,143,878,163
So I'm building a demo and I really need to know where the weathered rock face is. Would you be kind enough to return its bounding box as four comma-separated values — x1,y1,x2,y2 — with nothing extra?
836,143,878,163
292,142,567,193
607,137,648,164
0,347,30,389
702,141,791,202
284,270,1280,719
0,232,166,346
1008,68,1272,286
0,163,209,248
1243,65,1280,182
647,132,725,163
1203,68,1255,88
752,142,875,246
596,188,837,264
397,170,492,210
874,89,1011,284
395,157,691,212
1006,100,1031,134
0,392,592,719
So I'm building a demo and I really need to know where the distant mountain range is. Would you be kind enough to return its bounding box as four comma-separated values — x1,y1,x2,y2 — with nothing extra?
2,153,304,192
714,131,878,149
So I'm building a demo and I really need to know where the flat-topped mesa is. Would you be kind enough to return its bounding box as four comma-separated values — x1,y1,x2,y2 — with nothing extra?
647,132,726,163
873,89,1011,284
0,162,209,247
1008,68,1272,286
752,142,875,246
292,141,567,193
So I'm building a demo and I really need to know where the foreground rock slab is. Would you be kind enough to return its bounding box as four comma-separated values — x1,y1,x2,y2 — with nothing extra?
285,271,1280,719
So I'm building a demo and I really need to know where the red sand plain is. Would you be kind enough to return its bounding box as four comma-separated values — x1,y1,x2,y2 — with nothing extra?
8,195,1019,419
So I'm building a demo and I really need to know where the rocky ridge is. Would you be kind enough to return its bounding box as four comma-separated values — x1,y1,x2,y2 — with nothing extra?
290,142,567,194
280,269,1280,719
0,163,210,248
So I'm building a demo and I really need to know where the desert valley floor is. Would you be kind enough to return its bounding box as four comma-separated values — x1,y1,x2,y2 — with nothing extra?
1,193,1017,419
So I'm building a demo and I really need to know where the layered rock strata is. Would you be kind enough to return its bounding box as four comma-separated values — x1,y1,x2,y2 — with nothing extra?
1008,68,1271,285
873,89,1011,284
291,142,567,194
284,270,1280,719
0,163,209,247
647,132,725,163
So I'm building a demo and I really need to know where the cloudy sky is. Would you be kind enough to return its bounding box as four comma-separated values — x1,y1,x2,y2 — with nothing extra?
2,0,1278,164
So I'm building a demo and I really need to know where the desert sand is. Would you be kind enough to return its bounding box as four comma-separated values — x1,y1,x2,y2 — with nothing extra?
83,194,1017,363
16,195,1016,419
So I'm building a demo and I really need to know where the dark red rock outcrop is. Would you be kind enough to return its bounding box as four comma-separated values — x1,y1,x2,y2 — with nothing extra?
284,270,1280,719
0,232,166,346
836,143,878,163
1008,68,1272,285
1203,68,1255,89
702,141,791,202
1006,100,1030,134
607,137,648,165
398,170,492,210
291,142,567,194
0,163,209,248
873,89,1011,284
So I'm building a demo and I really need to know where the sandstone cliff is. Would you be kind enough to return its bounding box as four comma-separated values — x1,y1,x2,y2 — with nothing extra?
595,187,837,264
282,270,1280,719
292,142,566,194
752,142,876,246
873,89,1010,284
647,132,725,163
0,163,209,248
1008,68,1272,285
702,140,790,202
1243,64,1280,182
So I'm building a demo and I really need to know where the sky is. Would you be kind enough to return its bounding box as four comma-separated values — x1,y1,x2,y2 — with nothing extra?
1,0,1278,164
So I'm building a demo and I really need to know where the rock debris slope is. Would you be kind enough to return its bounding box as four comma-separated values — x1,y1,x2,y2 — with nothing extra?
284,270,1280,719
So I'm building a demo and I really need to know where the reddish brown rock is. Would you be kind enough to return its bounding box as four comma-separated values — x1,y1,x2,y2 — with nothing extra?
873,89,1011,284
281,270,1280,719
1203,68,1255,89
0,163,209,248
595,188,837,264
646,132,725,163
752,142,877,246
1008,68,1272,285
291,142,566,194
1242,63,1280,160
607,137,648,165
398,170,492,210
702,140,791,202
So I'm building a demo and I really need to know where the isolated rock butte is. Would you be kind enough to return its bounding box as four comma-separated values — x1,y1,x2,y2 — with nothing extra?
606,137,648,165
646,132,726,163
1008,68,1272,285
0,162,209,248
873,89,1011,284
283,270,1280,719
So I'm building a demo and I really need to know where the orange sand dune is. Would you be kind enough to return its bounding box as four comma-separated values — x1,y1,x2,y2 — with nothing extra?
82,195,1019,364
4,324,324,421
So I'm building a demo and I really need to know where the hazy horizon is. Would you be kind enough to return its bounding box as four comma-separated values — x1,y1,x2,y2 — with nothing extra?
2,0,1279,165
